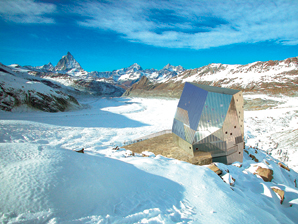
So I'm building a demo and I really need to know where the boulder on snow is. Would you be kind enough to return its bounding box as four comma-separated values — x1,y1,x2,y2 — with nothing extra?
278,162,290,171
207,163,222,175
255,167,273,182
271,187,285,204
249,154,259,162
75,148,84,153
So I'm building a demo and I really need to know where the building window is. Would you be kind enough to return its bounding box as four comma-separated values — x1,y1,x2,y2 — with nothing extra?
196,148,198,151
230,133,233,135
234,126,236,128
225,131,228,134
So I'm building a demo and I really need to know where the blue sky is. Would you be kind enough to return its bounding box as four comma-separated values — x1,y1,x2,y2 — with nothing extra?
0,0,298,72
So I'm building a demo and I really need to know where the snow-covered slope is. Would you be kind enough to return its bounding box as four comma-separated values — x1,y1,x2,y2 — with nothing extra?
0,97,297,223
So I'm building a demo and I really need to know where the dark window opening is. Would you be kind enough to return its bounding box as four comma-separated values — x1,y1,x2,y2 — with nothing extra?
239,152,241,154
225,131,228,134
196,148,198,151
230,133,233,135
234,126,236,128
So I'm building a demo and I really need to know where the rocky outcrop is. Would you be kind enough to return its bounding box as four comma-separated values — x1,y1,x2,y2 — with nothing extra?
0,64,80,112
255,167,273,182
0,84,80,112
271,187,285,204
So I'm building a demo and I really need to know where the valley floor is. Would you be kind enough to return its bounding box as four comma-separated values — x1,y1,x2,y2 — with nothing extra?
0,95,298,223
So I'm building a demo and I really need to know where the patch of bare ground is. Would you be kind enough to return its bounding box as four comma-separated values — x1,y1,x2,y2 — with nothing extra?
122,133,212,165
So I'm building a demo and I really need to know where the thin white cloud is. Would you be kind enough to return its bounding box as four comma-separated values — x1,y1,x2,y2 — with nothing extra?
0,0,56,24
74,0,298,49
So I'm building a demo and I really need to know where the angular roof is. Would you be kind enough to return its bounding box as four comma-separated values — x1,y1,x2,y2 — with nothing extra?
190,83,240,95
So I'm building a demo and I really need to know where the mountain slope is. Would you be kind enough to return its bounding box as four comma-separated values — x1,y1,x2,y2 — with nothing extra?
124,57,298,97
6,53,125,97
0,63,80,112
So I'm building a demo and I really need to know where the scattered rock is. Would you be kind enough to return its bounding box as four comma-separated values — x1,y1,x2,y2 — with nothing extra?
295,179,297,188
278,162,290,171
232,162,242,168
112,146,120,151
244,150,249,154
76,148,84,153
222,173,235,186
124,150,134,157
255,166,273,182
142,151,155,157
265,160,270,165
271,187,285,204
249,154,259,162
207,163,222,175
255,150,258,154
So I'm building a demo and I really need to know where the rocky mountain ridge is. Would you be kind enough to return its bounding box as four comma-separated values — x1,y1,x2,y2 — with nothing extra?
124,57,298,98
0,63,80,112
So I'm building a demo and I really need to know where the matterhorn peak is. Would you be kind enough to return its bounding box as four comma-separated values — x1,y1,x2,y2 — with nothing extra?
55,52,82,72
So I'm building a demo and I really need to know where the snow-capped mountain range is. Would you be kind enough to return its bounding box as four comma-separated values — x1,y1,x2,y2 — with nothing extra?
2,52,298,111
6,52,185,92
89,62,185,86
124,56,298,97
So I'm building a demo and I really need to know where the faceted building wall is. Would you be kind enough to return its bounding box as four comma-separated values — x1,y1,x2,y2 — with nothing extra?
172,82,244,164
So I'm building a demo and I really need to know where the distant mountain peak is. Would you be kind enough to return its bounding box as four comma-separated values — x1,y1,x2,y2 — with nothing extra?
55,52,82,71
128,63,142,70
163,63,172,69
162,64,185,72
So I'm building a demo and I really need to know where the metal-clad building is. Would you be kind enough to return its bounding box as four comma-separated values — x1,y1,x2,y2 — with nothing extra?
172,82,244,164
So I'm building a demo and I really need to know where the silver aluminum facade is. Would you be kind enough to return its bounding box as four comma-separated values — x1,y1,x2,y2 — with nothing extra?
172,82,244,164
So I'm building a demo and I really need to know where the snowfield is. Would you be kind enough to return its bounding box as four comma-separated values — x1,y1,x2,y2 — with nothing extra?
1,96,298,223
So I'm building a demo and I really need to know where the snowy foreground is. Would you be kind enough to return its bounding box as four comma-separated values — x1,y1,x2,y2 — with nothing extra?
1,96,298,223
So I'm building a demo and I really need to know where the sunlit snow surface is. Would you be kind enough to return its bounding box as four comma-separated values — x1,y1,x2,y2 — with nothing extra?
1,97,298,223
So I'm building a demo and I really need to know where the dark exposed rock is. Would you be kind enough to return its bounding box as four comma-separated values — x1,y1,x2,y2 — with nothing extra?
249,154,259,162
278,162,290,171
